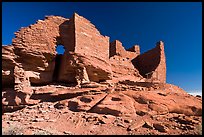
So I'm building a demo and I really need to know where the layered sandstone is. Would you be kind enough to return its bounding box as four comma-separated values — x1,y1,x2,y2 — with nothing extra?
2,13,166,91
2,45,15,88
2,13,201,135
12,16,68,85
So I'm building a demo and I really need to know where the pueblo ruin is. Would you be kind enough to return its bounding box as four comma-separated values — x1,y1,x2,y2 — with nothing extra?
2,13,202,135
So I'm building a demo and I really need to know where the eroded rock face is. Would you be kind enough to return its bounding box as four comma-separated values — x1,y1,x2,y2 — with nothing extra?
57,52,113,84
2,45,16,88
2,13,200,119
2,13,202,135
2,13,166,91
12,16,68,85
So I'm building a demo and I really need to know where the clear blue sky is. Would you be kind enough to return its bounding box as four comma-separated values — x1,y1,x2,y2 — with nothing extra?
2,2,202,92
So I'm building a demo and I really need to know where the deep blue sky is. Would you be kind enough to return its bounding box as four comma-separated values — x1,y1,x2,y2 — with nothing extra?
2,2,202,92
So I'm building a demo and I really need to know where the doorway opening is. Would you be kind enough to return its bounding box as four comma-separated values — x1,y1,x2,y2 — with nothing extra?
53,45,65,82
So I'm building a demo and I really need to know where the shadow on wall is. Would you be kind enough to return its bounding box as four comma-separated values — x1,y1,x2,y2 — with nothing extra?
31,19,76,85
131,46,160,78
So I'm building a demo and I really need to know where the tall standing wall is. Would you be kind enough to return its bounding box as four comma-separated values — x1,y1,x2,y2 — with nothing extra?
132,41,166,83
74,13,110,60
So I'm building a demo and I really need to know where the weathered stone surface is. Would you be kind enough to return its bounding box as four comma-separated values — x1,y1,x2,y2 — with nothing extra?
12,16,68,86
153,123,167,132
14,65,33,105
122,83,202,116
66,93,107,111
91,92,137,117
74,13,110,60
127,45,140,55
127,119,145,131
132,41,166,83
110,40,139,59
110,55,142,80
2,12,202,135
2,45,16,88
57,52,113,84
109,40,142,79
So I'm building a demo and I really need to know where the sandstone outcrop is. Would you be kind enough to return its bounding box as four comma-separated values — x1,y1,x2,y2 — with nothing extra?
2,13,202,135
2,45,16,88
2,13,166,91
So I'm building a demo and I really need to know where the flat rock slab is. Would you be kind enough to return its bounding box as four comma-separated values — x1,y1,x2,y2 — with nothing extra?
69,93,107,111
90,92,136,117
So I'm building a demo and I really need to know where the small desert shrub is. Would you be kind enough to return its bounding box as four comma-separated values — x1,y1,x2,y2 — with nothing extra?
2,125,24,135
32,128,63,135
32,129,53,135
195,124,202,135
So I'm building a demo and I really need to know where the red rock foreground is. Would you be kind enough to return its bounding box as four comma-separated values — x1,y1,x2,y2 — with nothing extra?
2,13,202,135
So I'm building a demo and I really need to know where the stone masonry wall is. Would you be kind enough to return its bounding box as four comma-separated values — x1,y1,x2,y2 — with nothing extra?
127,45,140,59
11,16,68,84
2,13,166,89
57,15,76,82
109,40,139,60
13,16,67,54
57,13,111,83
74,13,110,60
109,40,141,79
132,41,166,83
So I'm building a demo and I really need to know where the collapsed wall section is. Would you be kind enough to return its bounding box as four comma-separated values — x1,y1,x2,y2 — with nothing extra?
109,40,140,60
109,40,142,80
127,45,140,59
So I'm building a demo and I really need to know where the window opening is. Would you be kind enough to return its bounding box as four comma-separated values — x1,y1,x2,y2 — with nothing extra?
56,45,65,55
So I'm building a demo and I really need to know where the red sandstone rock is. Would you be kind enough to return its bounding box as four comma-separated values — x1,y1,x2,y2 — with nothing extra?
67,93,107,111
1,13,202,135
91,92,137,117
2,45,16,88
122,83,202,116
2,13,163,103
153,123,167,132
57,52,113,83
132,41,166,83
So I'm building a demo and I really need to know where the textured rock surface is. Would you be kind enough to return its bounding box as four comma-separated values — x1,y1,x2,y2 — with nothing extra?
2,13,166,97
74,13,110,60
11,16,68,85
2,13,202,135
2,45,16,88
109,40,142,79
109,40,139,59
58,52,113,84
132,41,166,83
2,83,202,135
